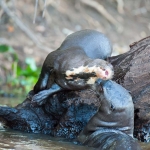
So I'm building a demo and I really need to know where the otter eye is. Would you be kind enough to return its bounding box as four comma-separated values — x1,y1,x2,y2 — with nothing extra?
100,67,105,71
111,104,115,111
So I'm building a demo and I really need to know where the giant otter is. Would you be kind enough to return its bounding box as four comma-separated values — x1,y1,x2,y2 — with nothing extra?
78,80,141,150
31,29,114,105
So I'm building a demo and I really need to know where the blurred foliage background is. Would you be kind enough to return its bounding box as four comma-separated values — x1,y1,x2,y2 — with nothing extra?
0,0,150,97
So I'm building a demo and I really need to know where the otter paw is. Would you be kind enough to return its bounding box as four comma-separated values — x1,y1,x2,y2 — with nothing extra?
31,91,47,105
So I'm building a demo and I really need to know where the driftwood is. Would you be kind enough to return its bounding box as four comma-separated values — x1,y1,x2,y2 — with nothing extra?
0,36,150,142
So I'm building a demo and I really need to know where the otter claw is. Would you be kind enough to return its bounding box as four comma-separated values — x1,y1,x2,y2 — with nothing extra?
31,91,47,105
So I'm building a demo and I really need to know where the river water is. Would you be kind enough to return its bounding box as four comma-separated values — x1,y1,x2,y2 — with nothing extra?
0,97,149,150
0,129,94,150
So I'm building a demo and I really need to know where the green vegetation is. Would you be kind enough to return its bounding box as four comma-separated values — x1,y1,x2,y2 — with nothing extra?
0,45,41,97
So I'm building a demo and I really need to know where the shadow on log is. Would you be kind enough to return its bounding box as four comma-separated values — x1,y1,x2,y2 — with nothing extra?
0,36,150,143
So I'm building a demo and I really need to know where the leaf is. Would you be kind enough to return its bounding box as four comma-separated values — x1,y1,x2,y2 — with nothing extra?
0,44,15,53
7,25,14,32
11,53,18,62
0,45,10,53
25,57,37,71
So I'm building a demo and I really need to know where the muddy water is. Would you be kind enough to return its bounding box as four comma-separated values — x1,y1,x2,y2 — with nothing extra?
0,97,149,150
0,97,94,150
0,97,22,107
0,129,94,150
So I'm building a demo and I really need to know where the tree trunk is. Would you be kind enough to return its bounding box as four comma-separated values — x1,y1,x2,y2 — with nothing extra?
109,37,150,142
0,36,150,142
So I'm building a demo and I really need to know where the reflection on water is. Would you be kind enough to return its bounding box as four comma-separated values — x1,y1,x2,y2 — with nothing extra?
140,142,150,150
0,129,149,150
0,97,150,150
0,97,94,150
0,129,94,150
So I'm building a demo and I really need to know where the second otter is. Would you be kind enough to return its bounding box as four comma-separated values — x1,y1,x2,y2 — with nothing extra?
78,80,141,150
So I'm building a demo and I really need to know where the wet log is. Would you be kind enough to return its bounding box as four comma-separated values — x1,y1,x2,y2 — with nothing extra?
109,36,150,142
0,90,100,139
0,36,150,142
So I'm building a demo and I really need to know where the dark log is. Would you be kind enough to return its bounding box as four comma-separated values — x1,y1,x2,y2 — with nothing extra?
0,90,99,139
0,36,150,142
109,36,150,142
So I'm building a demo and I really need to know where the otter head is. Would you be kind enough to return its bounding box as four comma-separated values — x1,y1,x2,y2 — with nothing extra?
94,79,133,111
65,59,114,85
93,79,134,137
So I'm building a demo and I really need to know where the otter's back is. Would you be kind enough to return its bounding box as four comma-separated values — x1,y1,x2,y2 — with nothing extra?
59,29,112,60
